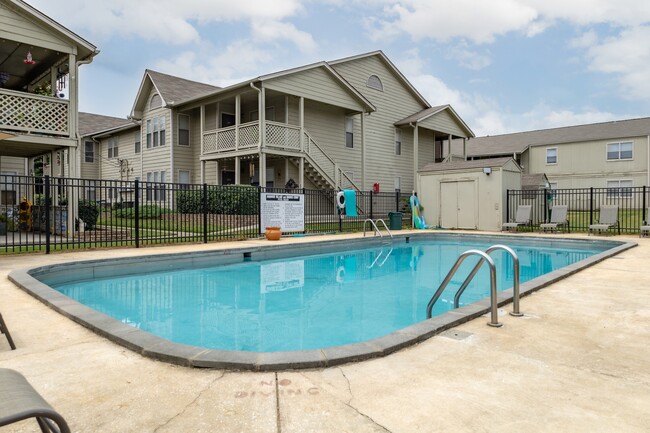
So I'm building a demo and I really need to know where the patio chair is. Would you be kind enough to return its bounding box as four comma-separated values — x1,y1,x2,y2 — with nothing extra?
540,205,569,233
502,205,532,232
588,205,620,235
640,209,650,237
0,312,16,350
0,368,71,433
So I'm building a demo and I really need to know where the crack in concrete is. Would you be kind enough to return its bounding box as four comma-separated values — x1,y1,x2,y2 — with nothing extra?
275,372,281,433
152,371,225,433
339,367,353,405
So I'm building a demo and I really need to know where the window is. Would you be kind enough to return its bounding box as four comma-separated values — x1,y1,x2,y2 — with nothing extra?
135,131,141,154
153,117,159,147
607,142,633,160
178,114,190,146
367,75,383,91
107,137,118,159
86,180,96,202
150,94,162,109
146,120,152,148
546,147,557,164
607,180,633,198
179,170,190,190
159,117,166,146
84,141,94,163
345,117,354,148
395,128,402,155
146,171,166,201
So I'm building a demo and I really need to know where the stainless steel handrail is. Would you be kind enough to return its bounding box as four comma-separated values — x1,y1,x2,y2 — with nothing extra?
426,249,502,327
363,219,393,238
453,245,523,317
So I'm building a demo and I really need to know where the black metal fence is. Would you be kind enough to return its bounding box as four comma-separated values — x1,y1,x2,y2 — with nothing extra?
0,175,411,254
507,186,649,233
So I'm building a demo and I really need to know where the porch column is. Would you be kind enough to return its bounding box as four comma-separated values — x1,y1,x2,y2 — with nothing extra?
361,112,366,190
448,134,452,159
200,105,205,158
299,157,304,188
68,53,77,143
261,86,266,149
215,161,220,185
299,97,305,152
50,68,57,96
463,138,467,160
260,152,266,188
413,123,419,193
235,94,240,151
200,160,205,183
284,159,290,185
235,156,241,184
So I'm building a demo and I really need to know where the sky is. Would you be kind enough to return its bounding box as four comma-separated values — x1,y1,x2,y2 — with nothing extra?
28,0,650,137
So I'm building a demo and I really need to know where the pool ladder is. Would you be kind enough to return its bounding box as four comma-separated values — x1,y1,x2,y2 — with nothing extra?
426,245,523,327
363,219,392,238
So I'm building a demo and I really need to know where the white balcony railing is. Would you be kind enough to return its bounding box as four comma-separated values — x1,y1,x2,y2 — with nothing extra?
0,88,69,136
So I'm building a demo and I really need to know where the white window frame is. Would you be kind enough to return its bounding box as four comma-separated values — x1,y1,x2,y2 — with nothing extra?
546,147,557,165
345,117,354,149
146,120,152,149
178,170,190,190
135,131,141,154
367,75,384,91
84,141,95,163
178,114,190,146
150,94,162,109
606,179,633,198
395,128,402,156
606,141,633,161
107,137,118,159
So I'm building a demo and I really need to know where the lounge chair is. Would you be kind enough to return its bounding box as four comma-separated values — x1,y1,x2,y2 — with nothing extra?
0,312,15,350
502,205,532,232
640,209,650,237
0,368,71,433
540,205,569,233
588,205,620,235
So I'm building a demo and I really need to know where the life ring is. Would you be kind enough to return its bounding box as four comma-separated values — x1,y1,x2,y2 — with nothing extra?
336,266,346,283
336,191,346,209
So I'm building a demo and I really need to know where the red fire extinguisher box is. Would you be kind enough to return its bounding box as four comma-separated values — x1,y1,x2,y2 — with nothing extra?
373,183,380,193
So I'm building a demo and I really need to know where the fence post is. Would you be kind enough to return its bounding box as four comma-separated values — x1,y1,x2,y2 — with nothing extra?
543,188,549,223
134,179,140,248
641,185,648,222
258,186,263,236
505,189,510,223
44,175,51,254
369,190,374,220
395,190,400,212
203,183,208,244
589,187,594,226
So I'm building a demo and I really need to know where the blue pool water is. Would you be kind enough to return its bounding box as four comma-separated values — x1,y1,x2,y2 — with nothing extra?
50,238,607,352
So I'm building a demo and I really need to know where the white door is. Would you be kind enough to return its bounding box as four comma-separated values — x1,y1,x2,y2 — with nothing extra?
440,181,477,229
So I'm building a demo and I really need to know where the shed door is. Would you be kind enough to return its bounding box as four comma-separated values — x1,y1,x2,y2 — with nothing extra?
440,181,477,229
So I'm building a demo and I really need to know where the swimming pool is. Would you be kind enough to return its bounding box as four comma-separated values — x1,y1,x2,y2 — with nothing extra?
10,233,634,370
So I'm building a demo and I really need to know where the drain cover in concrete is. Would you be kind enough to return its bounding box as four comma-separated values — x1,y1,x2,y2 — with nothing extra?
440,329,473,340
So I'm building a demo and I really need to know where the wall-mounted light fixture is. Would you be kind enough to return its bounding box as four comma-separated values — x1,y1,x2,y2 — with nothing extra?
483,167,492,175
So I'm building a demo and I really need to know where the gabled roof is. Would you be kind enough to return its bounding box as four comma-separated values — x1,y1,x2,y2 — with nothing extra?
419,156,518,173
328,51,430,108
468,117,650,158
394,104,475,138
130,70,220,119
174,60,376,113
4,0,98,60
79,112,136,137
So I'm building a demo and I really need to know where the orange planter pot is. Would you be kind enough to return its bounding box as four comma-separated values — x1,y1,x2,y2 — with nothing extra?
265,227,281,241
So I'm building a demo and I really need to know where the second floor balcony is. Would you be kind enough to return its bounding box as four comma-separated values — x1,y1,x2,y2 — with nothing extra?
0,88,69,137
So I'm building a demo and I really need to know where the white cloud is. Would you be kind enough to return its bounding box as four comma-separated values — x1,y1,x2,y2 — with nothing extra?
569,30,598,49
29,0,305,45
447,43,492,70
250,19,317,53
583,26,650,100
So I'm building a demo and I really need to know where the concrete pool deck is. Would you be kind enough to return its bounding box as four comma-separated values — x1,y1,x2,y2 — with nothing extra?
1,231,649,432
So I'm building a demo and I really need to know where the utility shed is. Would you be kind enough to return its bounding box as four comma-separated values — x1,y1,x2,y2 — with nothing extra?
418,157,521,231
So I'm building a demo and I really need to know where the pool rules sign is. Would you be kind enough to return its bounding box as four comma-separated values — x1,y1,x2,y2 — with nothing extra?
260,192,305,233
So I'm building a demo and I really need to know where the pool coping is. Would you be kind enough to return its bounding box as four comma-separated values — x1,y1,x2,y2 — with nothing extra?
7,232,637,371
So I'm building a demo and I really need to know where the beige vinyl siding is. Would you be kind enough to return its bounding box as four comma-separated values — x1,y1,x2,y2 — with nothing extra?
418,110,467,140
173,110,195,183
0,3,72,53
526,136,649,189
332,55,427,192
264,67,365,112
0,156,27,175
303,101,361,181
80,140,100,179
141,91,171,179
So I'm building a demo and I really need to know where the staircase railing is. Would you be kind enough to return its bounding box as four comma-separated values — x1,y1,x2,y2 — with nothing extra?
303,131,361,191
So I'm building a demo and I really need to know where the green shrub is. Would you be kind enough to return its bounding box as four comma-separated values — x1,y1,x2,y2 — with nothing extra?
114,205,167,219
176,185,259,215
78,200,100,229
